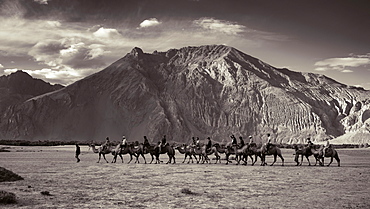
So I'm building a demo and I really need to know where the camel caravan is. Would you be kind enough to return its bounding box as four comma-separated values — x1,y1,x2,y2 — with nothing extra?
88,134,340,167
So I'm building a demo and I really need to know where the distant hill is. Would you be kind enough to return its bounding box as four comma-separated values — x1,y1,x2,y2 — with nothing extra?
0,45,369,144
0,70,63,114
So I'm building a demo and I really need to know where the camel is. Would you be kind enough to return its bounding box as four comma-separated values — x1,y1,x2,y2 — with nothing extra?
316,145,340,167
153,143,176,164
223,144,245,165
213,143,227,154
293,144,322,166
89,144,113,163
206,146,222,164
244,143,263,166
261,144,284,166
176,144,199,163
111,144,136,163
142,143,161,164
192,145,209,163
129,143,147,164
235,145,255,165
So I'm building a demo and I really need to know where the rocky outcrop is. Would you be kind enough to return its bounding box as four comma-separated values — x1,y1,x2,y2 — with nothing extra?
0,45,369,143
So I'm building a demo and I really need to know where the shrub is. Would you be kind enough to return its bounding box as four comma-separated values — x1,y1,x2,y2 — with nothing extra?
0,167,24,182
0,190,17,204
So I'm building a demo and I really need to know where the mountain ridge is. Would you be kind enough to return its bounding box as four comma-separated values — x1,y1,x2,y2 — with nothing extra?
1,45,369,143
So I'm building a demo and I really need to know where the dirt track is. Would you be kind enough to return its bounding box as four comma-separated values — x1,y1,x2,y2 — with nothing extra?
1,146,369,208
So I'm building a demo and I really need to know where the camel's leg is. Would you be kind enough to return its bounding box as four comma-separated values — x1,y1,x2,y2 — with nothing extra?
334,153,340,167
127,154,133,164
118,154,123,163
102,154,109,163
166,153,171,164
327,157,333,166
279,154,284,166
135,155,140,163
182,154,186,163
294,154,299,166
215,153,220,164
189,155,193,164
149,155,154,164
173,156,176,164
225,154,230,165
236,154,240,165
141,154,147,164
306,156,311,166
270,155,277,166
111,154,116,163
97,153,101,163
196,155,201,164
248,155,253,165
205,153,210,164
186,154,190,163
252,155,257,166
299,155,303,166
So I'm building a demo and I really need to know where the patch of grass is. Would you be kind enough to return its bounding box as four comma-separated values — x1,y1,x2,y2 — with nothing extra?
0,190,17,204
180,188,197,195
0,167,23,182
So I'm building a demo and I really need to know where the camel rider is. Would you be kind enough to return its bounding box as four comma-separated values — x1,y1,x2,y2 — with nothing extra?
196,137,200,148
120,136,127,149
306,137,314,148
192,137,196,146
158,135,167,153
161,135,167,147
102,137,110,152
206,137,212,152
239,136,245,148
143,136,150,147
231,135,237,146
249,135,256,147
229,135,237,151
265,134,272,153
324,140,331,155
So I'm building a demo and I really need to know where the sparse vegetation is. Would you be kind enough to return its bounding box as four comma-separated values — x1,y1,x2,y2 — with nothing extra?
0,167,23,182
180,188,197,195
0,190,17,204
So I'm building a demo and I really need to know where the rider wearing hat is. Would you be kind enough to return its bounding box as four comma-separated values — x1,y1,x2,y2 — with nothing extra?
121,135,127,149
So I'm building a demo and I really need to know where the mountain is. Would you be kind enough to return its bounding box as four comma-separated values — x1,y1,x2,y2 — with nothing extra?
0,71,63,114
0,45,369,144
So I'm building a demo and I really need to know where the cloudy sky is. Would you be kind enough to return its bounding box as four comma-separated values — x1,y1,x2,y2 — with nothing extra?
0,0,369,89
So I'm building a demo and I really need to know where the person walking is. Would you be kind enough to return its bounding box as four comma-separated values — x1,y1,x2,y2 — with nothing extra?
75,144,81,163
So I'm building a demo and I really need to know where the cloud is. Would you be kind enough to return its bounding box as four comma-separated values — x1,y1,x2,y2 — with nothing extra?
34,0,48,5
93,27,122,39
314,54,370,73
29,38,108,70
139,18,162,28
341,69,353,73
193,18,245,35
46,21,61,28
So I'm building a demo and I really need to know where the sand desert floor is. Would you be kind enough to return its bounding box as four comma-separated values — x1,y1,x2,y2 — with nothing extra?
0,145,369,209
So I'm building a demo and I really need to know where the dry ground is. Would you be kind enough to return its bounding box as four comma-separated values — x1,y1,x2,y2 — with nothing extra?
0,145,369,209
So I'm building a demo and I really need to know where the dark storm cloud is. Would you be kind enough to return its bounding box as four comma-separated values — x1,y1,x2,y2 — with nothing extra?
7,0,369,46
1,0,369,88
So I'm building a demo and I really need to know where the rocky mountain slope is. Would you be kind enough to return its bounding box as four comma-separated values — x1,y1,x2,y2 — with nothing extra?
0,45,369,143
0,71,63,115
